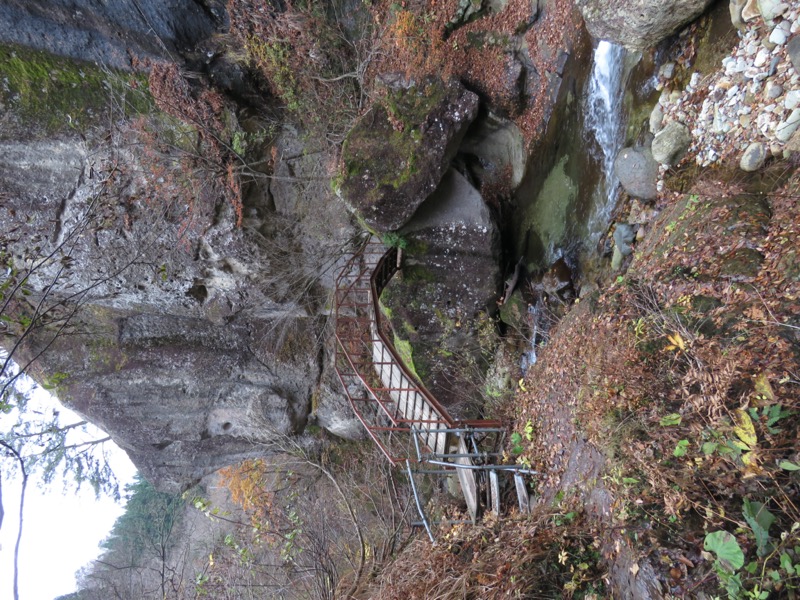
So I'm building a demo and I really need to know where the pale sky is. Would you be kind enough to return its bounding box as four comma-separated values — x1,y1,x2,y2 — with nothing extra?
0,375,137,600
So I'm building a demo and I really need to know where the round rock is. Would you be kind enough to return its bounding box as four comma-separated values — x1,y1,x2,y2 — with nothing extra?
739,142,767,171
614,147,659,201
651,121,692,165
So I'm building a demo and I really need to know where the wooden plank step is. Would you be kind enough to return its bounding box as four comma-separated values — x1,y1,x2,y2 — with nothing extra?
455,437,478,523
489,470,500,515
514,473,530,513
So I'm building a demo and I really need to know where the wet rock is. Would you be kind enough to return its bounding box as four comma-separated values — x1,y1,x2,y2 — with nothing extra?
503,45,541,114
613,223,636,256
459,111,527,188
614,146,659,200
740,141,768,171
339,77,479,232
0,0,223,70
575,0,714,50
541,257,573,294
651,121,692,165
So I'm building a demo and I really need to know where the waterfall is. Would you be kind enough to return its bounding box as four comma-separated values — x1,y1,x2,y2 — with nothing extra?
584,41,627,245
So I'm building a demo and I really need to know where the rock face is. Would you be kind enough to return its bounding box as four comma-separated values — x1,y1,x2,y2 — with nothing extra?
614,146,659,200
0,126,358,492
575,0,714,49
339,77,479,232
0,0,224,69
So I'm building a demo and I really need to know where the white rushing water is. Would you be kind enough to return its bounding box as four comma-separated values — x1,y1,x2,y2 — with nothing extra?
583,40,627,245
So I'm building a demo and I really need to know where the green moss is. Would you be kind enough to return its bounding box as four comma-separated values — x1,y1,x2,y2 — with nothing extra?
393,335,420,380
341,78,447,208
402,264,435,283
378,299,393,321
0,44,152,136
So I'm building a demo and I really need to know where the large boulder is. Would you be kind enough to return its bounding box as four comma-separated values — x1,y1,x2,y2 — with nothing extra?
339,77,479,232
614,146,659,200
379,169,500,413
575,0,714,50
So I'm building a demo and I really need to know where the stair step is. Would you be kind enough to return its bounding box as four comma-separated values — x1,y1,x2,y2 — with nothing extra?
514,473,530,514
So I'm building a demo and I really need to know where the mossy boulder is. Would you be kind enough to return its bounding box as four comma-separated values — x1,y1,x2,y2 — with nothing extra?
339,77,479,232
380,169,500,414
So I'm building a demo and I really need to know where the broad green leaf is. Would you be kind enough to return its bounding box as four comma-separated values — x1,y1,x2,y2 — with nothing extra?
510,432,522,445
622,477,639,485
702,442,719,455
673,439,690,457
733,409,757,448
660,413,682,427
779,460,800,471
743,499,775,556
704,530,744,572
781,553,793,573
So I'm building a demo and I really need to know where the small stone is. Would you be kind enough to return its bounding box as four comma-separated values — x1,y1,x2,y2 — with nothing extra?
739,142,767,171
742,0,760,21
754,47,771,67
614,223,635,256
770,21,791,45
745,66,767,81
766,81,784,98
611,246,624,271
737,57,748,72
776,108,800,141
768,55,781,76
788,36,800,73
786,89,800,109
770,142,783,155
759,0,789,21
659,62,676,80
649,103,665,134
740,114,752,127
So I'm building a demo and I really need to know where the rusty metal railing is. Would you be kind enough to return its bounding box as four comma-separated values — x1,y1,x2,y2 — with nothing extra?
333,237,503,465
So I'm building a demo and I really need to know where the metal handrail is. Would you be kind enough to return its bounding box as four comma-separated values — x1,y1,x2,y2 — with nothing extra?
333,239,502,464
